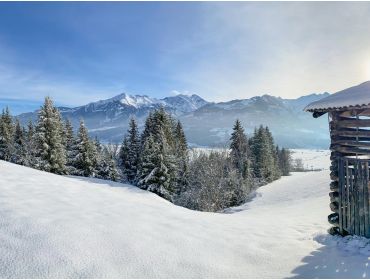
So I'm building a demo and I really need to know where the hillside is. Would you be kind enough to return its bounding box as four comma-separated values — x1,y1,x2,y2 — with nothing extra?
1,151,369,278
16,93,330,148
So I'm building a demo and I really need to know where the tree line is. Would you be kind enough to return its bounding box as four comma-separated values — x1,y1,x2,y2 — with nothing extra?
0,96,292,212
0,97,118,180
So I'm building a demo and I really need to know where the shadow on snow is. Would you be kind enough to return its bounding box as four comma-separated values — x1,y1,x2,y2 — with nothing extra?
290,234,370,279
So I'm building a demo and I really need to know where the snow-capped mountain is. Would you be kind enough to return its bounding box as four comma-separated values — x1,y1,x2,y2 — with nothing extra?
17,92,330,148
163,94,209,113
17,93,209,143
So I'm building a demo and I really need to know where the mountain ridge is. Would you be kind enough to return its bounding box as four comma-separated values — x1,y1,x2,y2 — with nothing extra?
16,92,330,148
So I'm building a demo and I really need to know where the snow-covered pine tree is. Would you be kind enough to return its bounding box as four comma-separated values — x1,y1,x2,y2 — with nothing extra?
64,119,79,175
25,120,36,167
125,117,140,184
140,111,154,147
74,120,96,177
118,135,129,182
34,97,66,174
12,119,27,165
230,119,250,179
250,125,275,182
97,147,119,181
0,107,14,161
138,129,174,200
173,120,189,195
137,134,159,189
265,126,280,180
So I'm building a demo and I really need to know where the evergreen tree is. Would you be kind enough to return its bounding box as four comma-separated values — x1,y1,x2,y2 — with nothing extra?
140,111,154,147
97,147,119,181
25,120,36,167
125,117,140,183
229,119,250,179
174,121,189,195
64,119,79,175
265,127,280,180
74,120,96,177
250,125,276,182
137,108,178,200
138,130,174,200
0,107,14,161
118,135,130,181
12,119,27,165
34,97,66,174
137,135,159,188
278,147,292,176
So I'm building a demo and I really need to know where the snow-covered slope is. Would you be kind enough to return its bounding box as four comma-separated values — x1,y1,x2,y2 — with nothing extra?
1,152,369,278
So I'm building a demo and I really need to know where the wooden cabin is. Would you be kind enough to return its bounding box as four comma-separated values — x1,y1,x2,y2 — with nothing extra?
305,81,370,237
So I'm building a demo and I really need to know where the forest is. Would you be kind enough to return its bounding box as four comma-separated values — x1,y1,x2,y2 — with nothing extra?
0,97,292,211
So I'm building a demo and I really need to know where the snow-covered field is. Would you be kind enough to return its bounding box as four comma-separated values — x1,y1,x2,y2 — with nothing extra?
291,149,331,171
1,150,369,278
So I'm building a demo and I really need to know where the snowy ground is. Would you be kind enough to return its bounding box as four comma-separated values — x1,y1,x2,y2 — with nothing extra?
291,149,331,171
1,150,369,278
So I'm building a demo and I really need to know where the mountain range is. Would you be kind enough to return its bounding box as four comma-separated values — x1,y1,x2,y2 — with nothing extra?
17,92,330,148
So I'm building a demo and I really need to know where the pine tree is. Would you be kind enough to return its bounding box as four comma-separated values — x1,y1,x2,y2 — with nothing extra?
250,125,276,182
97,147,119,181
278,147,292,176
229,119,250,179
64,119,79,175
25,120,36,167
174,121,189,195
140,111,154,147
0,107,14,161
265,126,280,180
74,120,96,177
34,97,66,174
137,135,159,188
118,135,130,181
138,130,174,200
12,119,27,165
124,117,140,184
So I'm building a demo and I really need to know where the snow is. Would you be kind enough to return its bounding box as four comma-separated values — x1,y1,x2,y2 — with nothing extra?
0,150,369,278
119,93,163,108
305,81,370,111
291,149,331,170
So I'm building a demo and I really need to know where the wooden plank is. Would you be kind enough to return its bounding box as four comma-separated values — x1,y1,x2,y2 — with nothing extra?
335,119,370,128
339,109,370,118
331,129,370,137
364,162,370,238
346,160,350,233
333,136,370,142
359,162,364,236
350,166,355,234
331,145,370,155
332,140,370,148
354,163,360,236
343,163,347,231
349,168,355,234
338,158,343,234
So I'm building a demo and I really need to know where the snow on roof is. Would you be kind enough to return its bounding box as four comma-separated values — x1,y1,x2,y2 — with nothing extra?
304,81,370,112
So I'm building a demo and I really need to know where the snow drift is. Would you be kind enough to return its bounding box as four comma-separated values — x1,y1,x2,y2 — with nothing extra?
0,153,369,278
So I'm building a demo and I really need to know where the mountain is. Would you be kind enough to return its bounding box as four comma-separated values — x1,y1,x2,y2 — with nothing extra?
178,93,330,148
17,93,209,143
16,92,330,148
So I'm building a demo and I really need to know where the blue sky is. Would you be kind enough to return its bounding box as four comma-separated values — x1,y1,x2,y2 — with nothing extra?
1,2,370,111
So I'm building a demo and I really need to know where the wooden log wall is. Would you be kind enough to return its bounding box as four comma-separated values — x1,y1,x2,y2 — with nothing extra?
327,109,370,236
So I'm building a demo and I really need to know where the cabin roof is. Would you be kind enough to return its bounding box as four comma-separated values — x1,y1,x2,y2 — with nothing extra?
304,81,370,112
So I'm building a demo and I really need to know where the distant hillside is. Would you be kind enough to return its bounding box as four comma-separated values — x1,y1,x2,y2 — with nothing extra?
179,93,330,148
17,92,330,148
